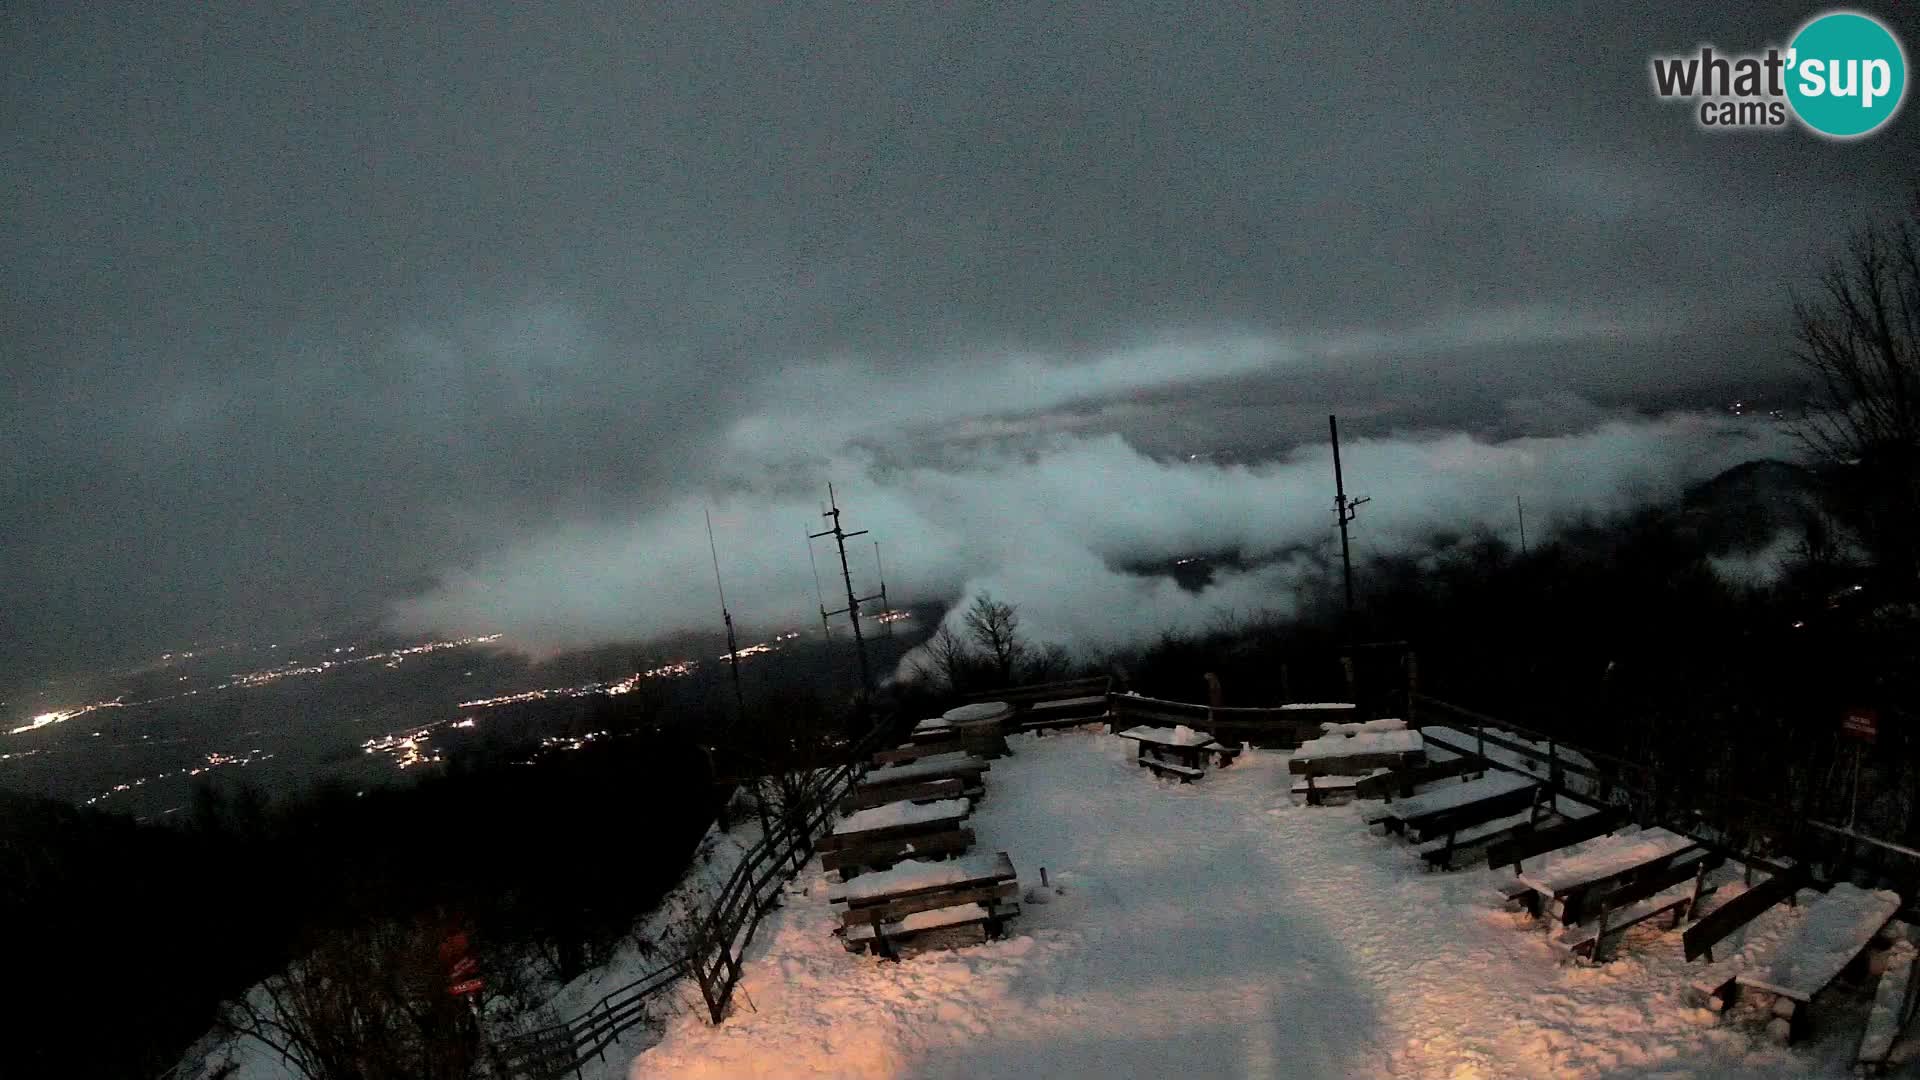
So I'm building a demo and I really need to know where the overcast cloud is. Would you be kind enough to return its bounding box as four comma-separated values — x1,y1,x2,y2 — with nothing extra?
3,2,1914,682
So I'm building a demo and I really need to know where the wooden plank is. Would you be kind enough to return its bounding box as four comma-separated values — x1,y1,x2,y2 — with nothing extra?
1419,809,1557,869
1398,777,1540,842
1487,807,1625,873
1683,864,1810,962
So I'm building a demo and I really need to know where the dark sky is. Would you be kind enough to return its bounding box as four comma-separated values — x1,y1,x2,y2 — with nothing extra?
4,3,1915,684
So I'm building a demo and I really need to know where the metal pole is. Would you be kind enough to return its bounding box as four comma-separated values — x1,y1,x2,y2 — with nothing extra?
1329,415,1369,634
706,509,748,722
1517,495,1528,555
810,483,881,695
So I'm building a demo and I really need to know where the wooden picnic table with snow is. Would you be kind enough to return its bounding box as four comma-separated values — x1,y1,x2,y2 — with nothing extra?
1114,724,1218,748
1294,728,1423,759
1737,883,1901,1003
1515,827,1695,921
831,797,970,839
861,751,988,787
830,851,1017,906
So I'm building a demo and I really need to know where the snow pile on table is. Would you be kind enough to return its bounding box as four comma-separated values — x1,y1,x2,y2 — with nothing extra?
1294,727,1423,758
615,730,1875,1079
1385,769,1534,819
1115,723,1214,746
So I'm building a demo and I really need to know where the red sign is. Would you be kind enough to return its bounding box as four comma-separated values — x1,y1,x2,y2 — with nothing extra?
449,978,485,997
449,956,479,980
1843,708,1879,742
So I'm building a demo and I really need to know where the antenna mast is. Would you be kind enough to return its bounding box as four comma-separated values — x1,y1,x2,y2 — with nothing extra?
804,527,833,641
1329,414,1370,632
706,509,748,722
810,483,882,694
873,540,894,639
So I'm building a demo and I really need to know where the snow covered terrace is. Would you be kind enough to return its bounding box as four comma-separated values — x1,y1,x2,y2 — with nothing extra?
591,726,1881,1079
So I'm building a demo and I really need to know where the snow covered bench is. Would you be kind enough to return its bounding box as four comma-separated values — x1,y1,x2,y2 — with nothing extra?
1551,850,1722,962
1376,771,1538,842
1486,805,1625,876
842,898,1022,956
1733,884,1903,1043
833,851,1021,956
858,751,990,797
1857,935,1918,1075
1291,769,1385,806
841,776,966,812
1683,863,1812,963
959,677,1112,731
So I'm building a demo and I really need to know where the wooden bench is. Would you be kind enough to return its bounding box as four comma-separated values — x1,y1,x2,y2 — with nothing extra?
1487,806,1625,875
1734,884,1902,1043
1419,801,1558,871
820,827,975,875
1857,935,1918,1075
1143,757,1204,783
1378,771,1538,841
1552,851,1722,962
1683,863,1810,963
959,677,1112,731
841,776,966,812
1356,754,1483,801
1291,770,1376,806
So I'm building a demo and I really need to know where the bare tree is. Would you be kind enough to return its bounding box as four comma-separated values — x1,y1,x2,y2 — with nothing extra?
909,623,978,693
219,917,480,1080
1790,192,1920,587
962,592,1028,686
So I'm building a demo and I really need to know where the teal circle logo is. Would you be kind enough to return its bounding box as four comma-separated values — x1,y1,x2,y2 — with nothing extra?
1786,11,1907,138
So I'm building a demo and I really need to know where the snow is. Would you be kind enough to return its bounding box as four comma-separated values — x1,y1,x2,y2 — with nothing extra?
835,797,970,835
1516,828,1695,897
1737,883,1901,1001
1279,702,1356,711
1294,728,1423,758
1029,694,1107,712
619,730,1869,1079
914,717,951,732
1114,724,1216,747
1385,770,1535,821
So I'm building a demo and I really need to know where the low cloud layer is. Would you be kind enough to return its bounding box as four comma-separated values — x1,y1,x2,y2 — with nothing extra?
394,409,1793,659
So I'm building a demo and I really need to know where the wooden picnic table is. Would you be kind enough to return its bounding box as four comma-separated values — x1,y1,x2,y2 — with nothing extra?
820,796,974,875
1377,771,1536,839
861,751,989,789
1114,725,1236,780
831,850,1021,956
1514,827,1697,925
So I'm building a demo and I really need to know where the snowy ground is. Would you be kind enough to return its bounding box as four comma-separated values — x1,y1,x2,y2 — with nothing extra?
621,727,1895,1080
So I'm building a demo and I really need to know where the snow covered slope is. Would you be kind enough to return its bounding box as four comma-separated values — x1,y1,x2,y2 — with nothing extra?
621,728,1882,1079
